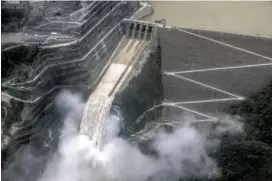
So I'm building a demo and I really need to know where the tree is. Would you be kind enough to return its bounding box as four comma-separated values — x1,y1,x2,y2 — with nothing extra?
215,82,272,181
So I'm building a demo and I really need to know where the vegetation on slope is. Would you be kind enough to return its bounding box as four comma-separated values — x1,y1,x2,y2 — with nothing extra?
215,82,272,181
230,82,272,144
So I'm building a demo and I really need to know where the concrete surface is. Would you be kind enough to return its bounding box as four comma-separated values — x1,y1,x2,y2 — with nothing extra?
160,27,272,120
160,28,271,72
80,38,148,147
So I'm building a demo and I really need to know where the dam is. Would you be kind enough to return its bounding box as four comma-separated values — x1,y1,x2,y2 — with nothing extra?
1,1,272,180
80,21,154,147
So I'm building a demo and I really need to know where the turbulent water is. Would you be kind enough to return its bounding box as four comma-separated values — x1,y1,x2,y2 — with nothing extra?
37,90,243,181
2,88,244,181
80,38,147,148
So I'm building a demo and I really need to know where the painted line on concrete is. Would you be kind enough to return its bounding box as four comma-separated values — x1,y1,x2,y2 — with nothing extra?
164,25,272,40
165,103,217,120
130,118,217,139
177,29,272,61
156,118,217,125
165,63,272,74
130,102,215,130
165,73,244,99
128,102,217,133
166,97,243,105
134,104,165,124
191,118,218,123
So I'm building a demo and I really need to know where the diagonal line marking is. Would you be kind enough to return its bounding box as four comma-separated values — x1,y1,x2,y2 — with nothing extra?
165,73,244,99
178,29,272,62
165,98,243,105
165,63,272,74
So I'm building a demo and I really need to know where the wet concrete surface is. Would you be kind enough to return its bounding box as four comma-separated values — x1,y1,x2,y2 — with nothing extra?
80,37,148,143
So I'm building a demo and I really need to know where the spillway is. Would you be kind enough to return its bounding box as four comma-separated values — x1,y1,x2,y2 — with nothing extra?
2,2,272,181
80,37,149,149
1,2,156,179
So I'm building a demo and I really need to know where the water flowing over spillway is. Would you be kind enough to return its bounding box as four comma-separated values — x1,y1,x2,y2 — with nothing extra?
80,38,148,149
4,2,272,181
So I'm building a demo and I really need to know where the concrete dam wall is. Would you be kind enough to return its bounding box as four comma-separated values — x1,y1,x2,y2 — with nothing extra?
2,2,271,181
80,19,158,148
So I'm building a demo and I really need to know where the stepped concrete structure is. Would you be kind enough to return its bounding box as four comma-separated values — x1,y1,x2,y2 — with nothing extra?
1,1,272,180
1,2,153,176
80,19,157,148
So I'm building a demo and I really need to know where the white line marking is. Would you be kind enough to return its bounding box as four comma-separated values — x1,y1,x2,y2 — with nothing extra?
165,103,216,120
178,29,272,61
192,28,272,40
6,23,121,87
134,104,165,124
166,98,243,105
165,73,244,99
164,25,272,39
191,118,218,123
129,102,215,130
42,2,122,48
166,63,272,74
155,118,218,125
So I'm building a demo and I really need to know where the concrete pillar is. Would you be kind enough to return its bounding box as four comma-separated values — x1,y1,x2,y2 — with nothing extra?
132,23,137,39
127,22,133,38
125,22,130,38
102,40,107,52
95,51,100,60
138,23,143,39
118,24,123,36
144,24,149,40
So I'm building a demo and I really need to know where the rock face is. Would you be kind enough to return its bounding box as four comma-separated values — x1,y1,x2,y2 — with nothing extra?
1,1,30,32
1,1,82,33
1,1,141,174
